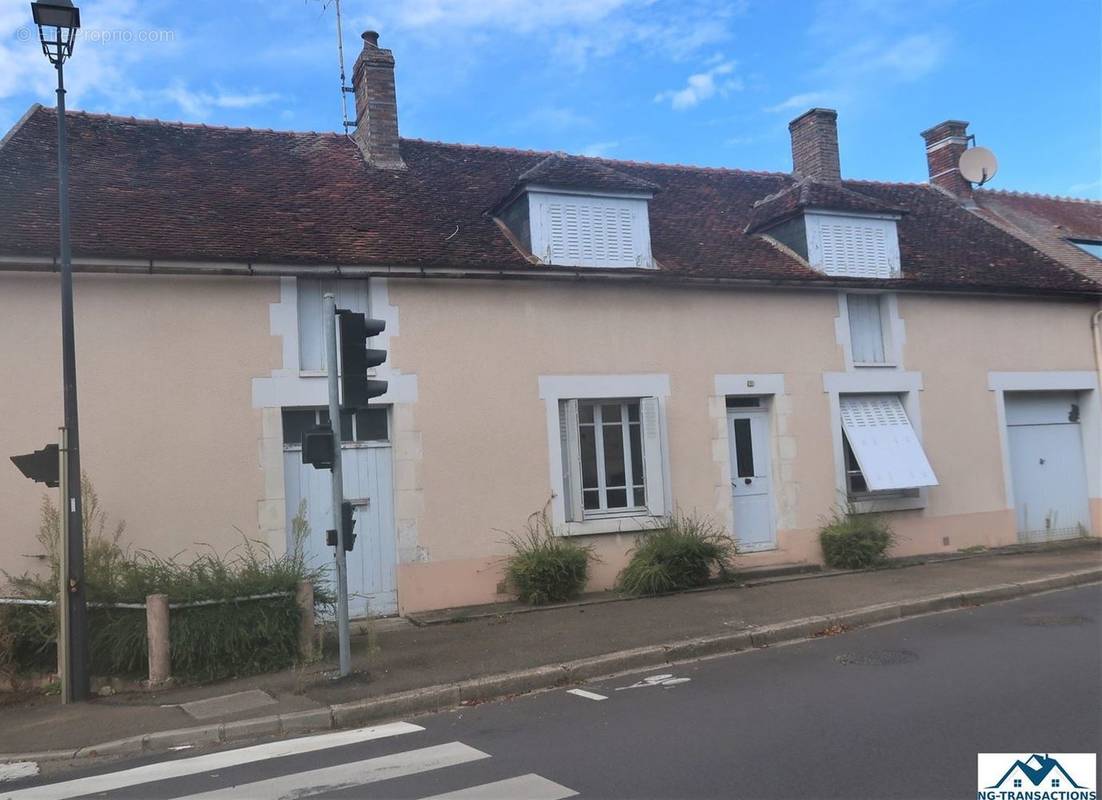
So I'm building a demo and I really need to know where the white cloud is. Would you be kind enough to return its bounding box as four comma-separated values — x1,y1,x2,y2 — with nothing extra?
513,105,591,132
764,91,835,113
655,60,741,110
378,0,631,33
1067,178,1101,197
162,84,281,119
581,140,619,157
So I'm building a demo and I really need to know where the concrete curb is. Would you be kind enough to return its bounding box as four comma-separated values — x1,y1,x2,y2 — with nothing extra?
4,568,1099,765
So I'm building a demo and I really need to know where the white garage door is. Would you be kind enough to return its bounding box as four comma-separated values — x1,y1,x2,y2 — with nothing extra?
283,407,397,617
1005,392,1091,543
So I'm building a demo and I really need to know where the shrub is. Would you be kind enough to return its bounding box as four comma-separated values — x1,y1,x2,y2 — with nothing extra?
1,480,330,682
819,504,895,569
616,512,735,596
504,507,592,605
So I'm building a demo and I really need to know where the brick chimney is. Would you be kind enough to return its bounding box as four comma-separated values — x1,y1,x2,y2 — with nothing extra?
788,108,841,182
351,31,404,169
921,120,971,199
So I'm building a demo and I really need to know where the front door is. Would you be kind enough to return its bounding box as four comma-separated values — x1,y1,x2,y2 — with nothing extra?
727,406,776,552
1006,392,1091,542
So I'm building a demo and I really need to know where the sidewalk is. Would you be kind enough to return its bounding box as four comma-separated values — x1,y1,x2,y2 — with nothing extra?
2,544,1099,761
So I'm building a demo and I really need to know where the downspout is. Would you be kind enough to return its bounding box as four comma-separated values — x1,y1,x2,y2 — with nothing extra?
1094,308,1102,391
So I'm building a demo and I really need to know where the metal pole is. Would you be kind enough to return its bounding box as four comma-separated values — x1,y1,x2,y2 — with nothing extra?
57,426,71,704
324,293,351,676
54,46,89,702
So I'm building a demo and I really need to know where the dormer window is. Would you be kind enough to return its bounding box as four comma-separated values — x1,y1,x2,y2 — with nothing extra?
496,153,658,270
745,179,905,280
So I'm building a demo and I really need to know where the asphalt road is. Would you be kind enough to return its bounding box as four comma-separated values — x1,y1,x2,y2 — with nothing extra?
4,585,1100,800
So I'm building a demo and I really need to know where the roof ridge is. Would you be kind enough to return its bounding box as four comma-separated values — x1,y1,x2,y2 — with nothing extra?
399,136,792,177
976,187,1102,205
39,106,344,138
1,103,43,152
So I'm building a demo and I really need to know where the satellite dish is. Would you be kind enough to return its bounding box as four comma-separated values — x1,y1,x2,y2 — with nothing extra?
959,146,998,185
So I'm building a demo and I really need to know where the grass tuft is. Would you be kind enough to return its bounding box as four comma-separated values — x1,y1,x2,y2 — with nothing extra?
503,504,592,605
616,512,735,596
818,503,895,569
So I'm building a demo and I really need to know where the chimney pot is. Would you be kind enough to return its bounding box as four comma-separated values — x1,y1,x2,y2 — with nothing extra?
788,108,841,182
921,119,972,200
351,30,404,169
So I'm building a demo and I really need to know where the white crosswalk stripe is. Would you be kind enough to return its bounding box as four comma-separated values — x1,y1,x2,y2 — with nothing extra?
2,721,580,800
419,773,578,800
175,742,490,800
0,722,422,800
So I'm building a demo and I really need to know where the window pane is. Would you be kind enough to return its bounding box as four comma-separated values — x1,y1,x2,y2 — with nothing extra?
281,409,317,446
627,403,639,422
579,425,598,490
726,396,760,408
579,403,594,424
733,418,755,478
606,488,628,509
629,423,644,490
602,421,626,488
602,403,622,423
583,489,600,511
355,408,388,441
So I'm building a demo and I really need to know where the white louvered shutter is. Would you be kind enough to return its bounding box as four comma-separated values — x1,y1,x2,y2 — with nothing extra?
640,396,666,516
847,294,886,363
560,399,584,522
542,198,641,268
819,221,893,279
840,395,938,491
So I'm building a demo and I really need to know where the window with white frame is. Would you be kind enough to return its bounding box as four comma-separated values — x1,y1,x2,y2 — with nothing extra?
839,394,937,498
559,397,665,521
281,406,388,447
806,213,901,279
297,279,370,371
529,192,654,269
847,294,889,365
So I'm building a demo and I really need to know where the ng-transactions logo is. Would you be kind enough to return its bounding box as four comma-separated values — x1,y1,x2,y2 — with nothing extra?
978,754,1097,800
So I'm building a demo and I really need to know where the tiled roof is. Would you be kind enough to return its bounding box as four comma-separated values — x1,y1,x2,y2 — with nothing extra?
973,189,1102,283
745,178,906,234
513,152,659,196
0,106,1096,296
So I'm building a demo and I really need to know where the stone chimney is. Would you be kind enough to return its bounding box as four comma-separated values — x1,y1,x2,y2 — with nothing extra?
351,31,404,169
921,120,971,199
788,108,841,182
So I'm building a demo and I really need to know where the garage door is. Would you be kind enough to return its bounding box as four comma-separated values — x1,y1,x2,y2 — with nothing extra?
1005,392,1091,543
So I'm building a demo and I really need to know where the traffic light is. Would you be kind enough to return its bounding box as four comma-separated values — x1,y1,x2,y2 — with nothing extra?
301,424,335,470
326,501,357,551
10,444,60,487
338,311,388,410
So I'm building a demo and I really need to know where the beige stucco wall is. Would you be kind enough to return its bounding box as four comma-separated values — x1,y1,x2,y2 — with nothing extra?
0,272,280,584
386,279,1099,613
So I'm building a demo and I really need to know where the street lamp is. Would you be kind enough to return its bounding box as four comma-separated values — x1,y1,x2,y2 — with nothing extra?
31,0,89,703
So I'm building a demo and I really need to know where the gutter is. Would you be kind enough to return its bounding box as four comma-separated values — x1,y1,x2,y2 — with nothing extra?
0,254,1098,301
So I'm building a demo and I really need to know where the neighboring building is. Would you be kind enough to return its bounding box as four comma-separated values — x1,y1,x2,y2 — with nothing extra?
1,33,1099,615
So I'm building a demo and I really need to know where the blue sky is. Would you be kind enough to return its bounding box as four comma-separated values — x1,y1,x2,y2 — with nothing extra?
1,0,1098,197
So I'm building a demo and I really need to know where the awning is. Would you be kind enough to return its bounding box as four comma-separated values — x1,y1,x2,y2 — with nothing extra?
840,395,938,491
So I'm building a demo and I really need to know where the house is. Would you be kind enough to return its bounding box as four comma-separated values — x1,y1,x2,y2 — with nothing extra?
1,32,1099,616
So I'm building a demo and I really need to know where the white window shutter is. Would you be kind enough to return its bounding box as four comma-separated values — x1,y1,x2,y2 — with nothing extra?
640,396,666,516
847,294,886,363
535,193,649,269
560,399,584,522
840,395,938,491
297,279,370,370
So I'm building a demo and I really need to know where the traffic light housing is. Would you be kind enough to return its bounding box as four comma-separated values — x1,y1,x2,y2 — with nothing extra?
338,311,388,410
10,444,60,487
325,501,357,551
301,425,335,470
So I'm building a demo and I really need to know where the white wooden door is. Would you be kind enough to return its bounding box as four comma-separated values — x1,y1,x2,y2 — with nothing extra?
1006,392,1091,542
284,438,397,618
727,409,776,552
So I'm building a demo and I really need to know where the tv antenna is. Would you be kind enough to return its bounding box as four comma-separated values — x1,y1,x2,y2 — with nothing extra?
959,136,998,186
314,0,356,132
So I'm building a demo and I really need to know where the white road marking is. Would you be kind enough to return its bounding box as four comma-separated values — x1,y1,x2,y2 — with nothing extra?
0,763,38,784
615,673,691,691
1,722,423,800
174,742,490,800
421,773,578,800
566,689,607,701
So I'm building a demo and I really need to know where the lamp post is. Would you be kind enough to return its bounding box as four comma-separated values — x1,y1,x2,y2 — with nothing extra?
31,0,88,702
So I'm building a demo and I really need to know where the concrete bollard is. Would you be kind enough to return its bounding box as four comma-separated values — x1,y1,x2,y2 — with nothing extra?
296,581,316,662
146,593,171,686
